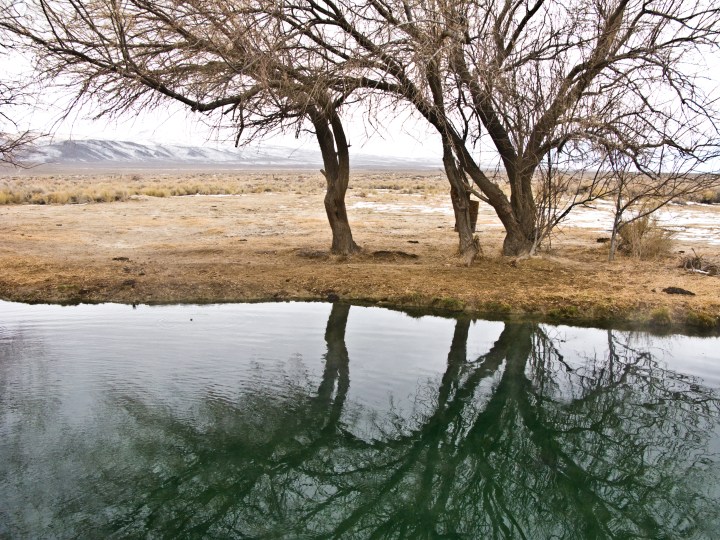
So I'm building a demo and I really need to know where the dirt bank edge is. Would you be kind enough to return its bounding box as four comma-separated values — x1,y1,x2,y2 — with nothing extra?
2,255,718,335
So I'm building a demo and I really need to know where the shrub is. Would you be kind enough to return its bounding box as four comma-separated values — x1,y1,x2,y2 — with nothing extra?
697,189,720,204
483,301,512,316
29,192,47,204
679,250,720,276
48,191,70,204
685,311,718,330
431,296,465,312
618,216,674,259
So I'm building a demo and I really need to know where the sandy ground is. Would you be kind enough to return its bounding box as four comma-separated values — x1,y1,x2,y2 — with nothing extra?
1,170,719,331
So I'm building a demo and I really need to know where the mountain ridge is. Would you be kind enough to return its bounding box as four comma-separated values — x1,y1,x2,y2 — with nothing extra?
18,138,441,170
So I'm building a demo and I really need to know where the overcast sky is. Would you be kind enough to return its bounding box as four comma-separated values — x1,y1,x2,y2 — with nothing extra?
3,42,718,167
1,47,444,159
37,99,444,159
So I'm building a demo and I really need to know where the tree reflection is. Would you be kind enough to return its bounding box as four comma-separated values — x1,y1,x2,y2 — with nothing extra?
5,308,720,538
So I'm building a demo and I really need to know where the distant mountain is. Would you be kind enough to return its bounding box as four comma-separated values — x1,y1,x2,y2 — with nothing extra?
18,139,440,170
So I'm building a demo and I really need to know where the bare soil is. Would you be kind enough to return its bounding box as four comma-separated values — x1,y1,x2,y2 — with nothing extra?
1,170,719,332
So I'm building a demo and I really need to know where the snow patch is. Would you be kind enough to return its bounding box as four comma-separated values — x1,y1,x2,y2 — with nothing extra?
563,200,720,245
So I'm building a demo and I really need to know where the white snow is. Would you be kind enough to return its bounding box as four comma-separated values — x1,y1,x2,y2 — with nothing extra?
350,200,454,216
351,198,719,245
564,200,720,246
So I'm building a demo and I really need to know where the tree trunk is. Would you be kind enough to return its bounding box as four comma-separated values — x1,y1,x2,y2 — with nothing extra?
413,91,538,258
324,177,359,255
443,140,479,266
608,212,623,262
608,188,625,262
506,168,538,256
310,107,360,255
502,227,535,257
445,137,535,257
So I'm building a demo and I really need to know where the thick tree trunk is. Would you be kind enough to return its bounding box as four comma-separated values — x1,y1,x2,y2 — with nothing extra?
497,198,536,256
324,176,359,255
447,138,535,257
442,141,479,266
310,107,360,256
412,91,536,257
502,226,535,256
508,168,538,255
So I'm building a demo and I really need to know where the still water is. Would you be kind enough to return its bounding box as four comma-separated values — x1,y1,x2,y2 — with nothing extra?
1,301,719,539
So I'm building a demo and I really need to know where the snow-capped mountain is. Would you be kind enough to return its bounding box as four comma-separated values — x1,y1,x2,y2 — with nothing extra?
19,139,440,170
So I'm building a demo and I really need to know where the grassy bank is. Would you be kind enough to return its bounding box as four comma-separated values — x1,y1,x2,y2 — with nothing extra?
1,171,718,335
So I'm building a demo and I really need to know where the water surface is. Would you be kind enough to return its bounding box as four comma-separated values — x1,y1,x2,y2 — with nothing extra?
1,301,719,538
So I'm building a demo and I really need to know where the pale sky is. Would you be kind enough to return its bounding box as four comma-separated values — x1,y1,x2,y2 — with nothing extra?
1,48,444,159
3,42,718,167
43,101,444,159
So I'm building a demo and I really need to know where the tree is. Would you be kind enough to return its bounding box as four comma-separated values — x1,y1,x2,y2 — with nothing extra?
1,0,361,253
261,0,485,262
299,0,720,255
0,83,33,165
599,146,718,261
6,1,720,259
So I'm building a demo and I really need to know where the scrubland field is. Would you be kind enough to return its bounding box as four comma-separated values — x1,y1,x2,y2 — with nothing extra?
1,168,719,331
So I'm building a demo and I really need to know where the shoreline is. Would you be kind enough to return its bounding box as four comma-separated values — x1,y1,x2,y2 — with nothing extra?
2,291,718,336
2,254,718,335
1,171,719,334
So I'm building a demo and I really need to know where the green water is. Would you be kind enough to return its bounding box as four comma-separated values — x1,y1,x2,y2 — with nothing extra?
1,301,719,538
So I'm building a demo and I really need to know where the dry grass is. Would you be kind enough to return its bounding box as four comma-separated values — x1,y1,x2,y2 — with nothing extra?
689,188,720,205
618,216,675,259
0,171,718,332
12,170,716,210
0,171,453,206
0,171,331,205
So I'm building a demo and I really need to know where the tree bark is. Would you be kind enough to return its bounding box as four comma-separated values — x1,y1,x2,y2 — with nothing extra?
509,166,538,254
451,141,534,256
310,107,360,255
442,141,479,265
324,176,359,255
387,67,535,257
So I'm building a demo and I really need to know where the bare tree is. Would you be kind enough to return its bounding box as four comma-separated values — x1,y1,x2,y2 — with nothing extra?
1,0,361,253
259,0,485,262
6,0,720,260
297,0,720,256
599,145,718,261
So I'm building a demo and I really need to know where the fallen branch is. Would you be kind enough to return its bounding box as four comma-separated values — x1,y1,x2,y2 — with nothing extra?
679,249,719,276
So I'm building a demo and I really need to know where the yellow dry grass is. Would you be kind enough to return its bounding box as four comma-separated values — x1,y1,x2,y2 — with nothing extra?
0,169,718,332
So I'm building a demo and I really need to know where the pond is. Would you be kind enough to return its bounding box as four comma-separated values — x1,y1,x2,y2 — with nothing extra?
1,301,719,539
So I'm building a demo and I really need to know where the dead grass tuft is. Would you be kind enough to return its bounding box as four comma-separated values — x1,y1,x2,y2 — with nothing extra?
618,216,675,259
686,189,720,205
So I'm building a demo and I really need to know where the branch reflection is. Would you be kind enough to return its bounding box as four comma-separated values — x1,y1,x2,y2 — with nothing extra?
6,308,719,538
